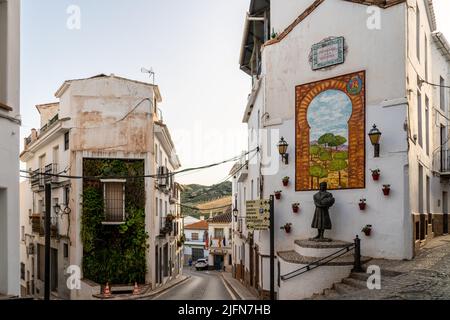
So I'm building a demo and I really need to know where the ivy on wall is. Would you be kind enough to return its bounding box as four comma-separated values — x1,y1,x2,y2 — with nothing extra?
81,159,148,285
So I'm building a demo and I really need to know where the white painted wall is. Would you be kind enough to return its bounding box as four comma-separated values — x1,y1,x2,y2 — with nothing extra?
0,0,20,296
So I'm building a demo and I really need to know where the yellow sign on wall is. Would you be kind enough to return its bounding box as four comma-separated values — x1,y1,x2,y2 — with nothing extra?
246,199,270,231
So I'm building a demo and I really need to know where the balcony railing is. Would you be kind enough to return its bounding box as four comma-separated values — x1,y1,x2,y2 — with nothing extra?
210,237,230,248
31,215,58,237
159,215,175,236
44,164,58,183
30,170,43,189
434,148,450,175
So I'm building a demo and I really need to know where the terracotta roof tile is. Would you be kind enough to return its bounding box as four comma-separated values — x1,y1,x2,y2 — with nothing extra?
184,220,209,230
208,212,232,224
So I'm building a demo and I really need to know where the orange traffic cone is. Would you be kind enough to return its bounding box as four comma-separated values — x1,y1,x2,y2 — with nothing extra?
133,282,139,295
104,282,111,297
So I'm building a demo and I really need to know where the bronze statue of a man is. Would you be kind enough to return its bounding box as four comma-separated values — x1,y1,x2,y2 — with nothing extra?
311,182,335,241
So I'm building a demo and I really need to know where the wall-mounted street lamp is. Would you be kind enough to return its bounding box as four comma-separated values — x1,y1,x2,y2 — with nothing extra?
368,124,382,158
53,203,71,216
233,207,239,222
277,137,289,165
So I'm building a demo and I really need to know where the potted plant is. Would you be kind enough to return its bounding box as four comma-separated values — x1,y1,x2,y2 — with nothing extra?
371,169,381,181
362,224,372,236
274,190,282,200
292,203,300,213
382,184,391,196
359,199,367,210
282,176,290,187
280,223,292,233
166,214,175,222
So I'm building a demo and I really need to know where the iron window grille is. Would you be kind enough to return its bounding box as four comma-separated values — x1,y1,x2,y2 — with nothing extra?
101,179,126,224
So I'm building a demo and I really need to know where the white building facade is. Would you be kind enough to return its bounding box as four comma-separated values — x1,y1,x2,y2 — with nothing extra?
207,212,232,271
232,0,450,299
183,218,209,263
20,74,183,299
0,0,20,297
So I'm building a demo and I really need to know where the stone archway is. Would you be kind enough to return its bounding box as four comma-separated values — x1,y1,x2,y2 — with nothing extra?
295,71,365,191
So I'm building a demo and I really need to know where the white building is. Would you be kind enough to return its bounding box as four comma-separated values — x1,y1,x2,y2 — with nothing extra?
183,218,209,263
207,212,232,271
20,74,183,299
0,0,20,297
232,0,450,299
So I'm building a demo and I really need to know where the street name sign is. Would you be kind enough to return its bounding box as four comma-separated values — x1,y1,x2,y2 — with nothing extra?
246,199,270,231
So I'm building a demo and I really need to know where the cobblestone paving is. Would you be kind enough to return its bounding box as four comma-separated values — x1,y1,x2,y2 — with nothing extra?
334,235,450,300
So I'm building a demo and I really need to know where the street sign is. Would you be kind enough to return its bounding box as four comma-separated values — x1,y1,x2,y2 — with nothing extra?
311,37,345,70
246,199,270,231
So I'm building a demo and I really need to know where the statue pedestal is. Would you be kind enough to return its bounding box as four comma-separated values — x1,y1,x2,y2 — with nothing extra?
278,239,368,300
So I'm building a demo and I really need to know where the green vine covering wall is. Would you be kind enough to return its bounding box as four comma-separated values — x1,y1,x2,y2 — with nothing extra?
81,159,148,285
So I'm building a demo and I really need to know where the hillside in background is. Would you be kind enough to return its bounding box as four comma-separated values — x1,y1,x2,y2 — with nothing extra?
181,181,232,219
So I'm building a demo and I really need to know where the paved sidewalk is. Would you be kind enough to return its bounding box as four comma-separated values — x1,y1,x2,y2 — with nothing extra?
221,272,258,300
334,235,450,300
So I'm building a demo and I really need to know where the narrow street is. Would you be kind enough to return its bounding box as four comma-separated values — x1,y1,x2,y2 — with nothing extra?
150,269,234,300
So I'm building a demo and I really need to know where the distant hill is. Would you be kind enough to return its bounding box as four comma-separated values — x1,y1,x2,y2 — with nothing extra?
181,181,232,218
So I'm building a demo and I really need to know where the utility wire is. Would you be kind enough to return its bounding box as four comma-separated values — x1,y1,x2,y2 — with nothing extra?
20,148,258,181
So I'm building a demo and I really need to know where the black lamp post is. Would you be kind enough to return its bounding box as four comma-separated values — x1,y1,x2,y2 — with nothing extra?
277,137,289,164
368,124,382,158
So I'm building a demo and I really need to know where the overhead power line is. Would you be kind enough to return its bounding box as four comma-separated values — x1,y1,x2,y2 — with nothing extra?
20,147,258,181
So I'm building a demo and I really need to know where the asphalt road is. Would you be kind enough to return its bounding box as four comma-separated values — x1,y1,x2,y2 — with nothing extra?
151,268,234,300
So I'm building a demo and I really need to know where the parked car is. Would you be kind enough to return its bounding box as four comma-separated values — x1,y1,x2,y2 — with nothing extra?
194,258,208,271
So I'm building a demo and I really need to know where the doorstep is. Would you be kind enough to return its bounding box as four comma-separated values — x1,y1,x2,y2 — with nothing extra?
221,272,258,300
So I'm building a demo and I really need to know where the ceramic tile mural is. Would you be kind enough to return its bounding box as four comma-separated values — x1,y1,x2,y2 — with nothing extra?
295,71,365,191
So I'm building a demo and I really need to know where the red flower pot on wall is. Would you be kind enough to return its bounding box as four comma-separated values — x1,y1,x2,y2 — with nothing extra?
362,225,372,236
274,191,282,200
382,185,390,196
292,203,300,213
281,223,292,233
359,199,367,210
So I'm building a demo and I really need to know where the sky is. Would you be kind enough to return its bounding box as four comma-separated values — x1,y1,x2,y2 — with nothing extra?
20,0,450,186
307,90,352,142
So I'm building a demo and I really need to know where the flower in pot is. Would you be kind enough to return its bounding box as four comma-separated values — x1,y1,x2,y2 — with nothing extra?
282,176,290,187
274,190,282,200
292,203,300,213
362,224,372,236
371,169,381,181
280,223,292,233
359,199,367,210
382,184,391,196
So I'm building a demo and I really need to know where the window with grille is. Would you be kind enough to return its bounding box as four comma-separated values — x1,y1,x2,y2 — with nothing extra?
214,228,224,238
20,263,25,280
191,233,199,240
101,179,126,223
64,132,69,150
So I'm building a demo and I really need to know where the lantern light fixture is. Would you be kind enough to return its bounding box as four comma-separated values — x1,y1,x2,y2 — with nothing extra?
368,124,382,158
277,137,289,165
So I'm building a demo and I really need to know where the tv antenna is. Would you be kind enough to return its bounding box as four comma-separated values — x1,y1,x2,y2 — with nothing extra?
141,67,155,85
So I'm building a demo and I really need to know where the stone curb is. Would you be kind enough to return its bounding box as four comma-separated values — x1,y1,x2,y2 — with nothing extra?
220,274,243,300
133,275,191,300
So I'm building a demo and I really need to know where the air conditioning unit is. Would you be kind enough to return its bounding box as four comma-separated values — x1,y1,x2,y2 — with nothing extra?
27,243,35,255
